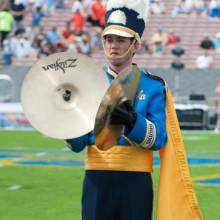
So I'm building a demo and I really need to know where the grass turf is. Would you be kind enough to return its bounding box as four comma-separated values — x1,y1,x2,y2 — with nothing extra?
0,130,219,220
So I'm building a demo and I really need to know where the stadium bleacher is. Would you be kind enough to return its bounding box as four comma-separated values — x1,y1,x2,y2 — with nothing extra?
11,0,220,68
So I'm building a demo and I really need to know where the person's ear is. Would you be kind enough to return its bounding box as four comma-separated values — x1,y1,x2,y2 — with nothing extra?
133,40,141,53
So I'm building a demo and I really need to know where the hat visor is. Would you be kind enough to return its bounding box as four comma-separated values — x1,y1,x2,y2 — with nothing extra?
103,29,134,38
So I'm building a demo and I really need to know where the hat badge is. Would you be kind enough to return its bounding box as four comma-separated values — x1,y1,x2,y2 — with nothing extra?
107,10,127,25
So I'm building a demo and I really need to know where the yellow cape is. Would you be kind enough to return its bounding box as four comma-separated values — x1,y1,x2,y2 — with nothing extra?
157,87,203,220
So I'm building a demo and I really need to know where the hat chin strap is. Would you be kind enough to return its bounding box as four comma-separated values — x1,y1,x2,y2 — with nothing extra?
102,38,137,61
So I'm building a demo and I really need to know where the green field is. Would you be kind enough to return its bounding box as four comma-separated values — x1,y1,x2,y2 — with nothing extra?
0,130,219,220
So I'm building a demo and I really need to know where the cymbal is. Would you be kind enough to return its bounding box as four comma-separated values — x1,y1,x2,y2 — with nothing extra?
94,65,141,150
21,52,109,139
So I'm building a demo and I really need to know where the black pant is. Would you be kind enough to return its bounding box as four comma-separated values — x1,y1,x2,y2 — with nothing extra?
0,31,9,47
82,170,153,220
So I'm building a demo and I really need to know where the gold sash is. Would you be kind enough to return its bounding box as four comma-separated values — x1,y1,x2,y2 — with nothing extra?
85,145,153,172
157,88,203,220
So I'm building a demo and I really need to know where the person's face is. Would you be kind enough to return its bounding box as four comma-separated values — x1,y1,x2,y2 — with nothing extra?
103,34,134,66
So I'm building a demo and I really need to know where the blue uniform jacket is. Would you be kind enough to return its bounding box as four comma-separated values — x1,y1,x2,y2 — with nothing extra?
66,66,167,152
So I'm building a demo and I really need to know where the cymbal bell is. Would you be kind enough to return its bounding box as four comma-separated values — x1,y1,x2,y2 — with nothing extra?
21,52,109,139
94,65,141,150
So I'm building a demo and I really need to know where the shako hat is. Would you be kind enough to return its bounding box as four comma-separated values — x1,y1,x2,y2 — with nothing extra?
103,0,149,41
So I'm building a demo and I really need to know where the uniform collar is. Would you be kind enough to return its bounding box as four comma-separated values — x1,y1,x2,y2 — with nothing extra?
107,64,135,79
107,67,118,78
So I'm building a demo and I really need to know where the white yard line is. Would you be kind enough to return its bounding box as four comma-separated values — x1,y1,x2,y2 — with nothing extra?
8,184,22,191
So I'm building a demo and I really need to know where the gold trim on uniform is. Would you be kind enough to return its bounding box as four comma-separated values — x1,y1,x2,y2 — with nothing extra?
85,145,153,172
107,67,118,78
140,120,156,149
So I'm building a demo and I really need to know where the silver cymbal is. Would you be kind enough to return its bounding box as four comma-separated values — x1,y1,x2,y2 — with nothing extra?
21,51,109,139
94,65,141,150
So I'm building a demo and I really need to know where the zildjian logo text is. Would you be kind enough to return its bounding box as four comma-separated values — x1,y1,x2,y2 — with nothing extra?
42,58,77,73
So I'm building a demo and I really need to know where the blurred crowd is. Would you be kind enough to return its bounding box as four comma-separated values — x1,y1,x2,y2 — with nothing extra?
0,0,106,65
196,32,220,69
172,0,220,17
0,0,219,69
0,0,166,64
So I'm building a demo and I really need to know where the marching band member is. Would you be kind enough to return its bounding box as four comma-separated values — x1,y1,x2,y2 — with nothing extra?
66,0,202,220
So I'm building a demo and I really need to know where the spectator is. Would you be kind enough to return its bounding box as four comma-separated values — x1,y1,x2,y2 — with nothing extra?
89,0,106,28
67,34,77,52
14,26,25,36
11,0,26,30
196,52,214,69
55,41,67,53
0,8,14,47
61,21,72,39
32,6,45,27
213,32,220,52
171,1,186,17
44,0,56,16
56,0,65,9
32,26,55,56
90,31,102,51
172,0,207,16
72,0,84,14
39,42,55,56
2,38,13,65
150,0,166,14
13,33,34,57
47,26,61,45
151,28,168,54
60,21,77,50
70,9,85,34
26,0,35,9
183,0,195,14
167,30,180,47
141,39,153,54
32,27,47,49
77,33,91,55
84,0,93,20
194,0,206,15
25,25,39,41
208,0,220,18
200,34,214,50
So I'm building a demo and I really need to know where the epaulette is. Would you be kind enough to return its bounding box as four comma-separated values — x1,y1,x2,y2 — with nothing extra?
143,70,168,91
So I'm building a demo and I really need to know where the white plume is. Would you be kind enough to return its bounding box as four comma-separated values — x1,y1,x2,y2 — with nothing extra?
106,0,150,21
